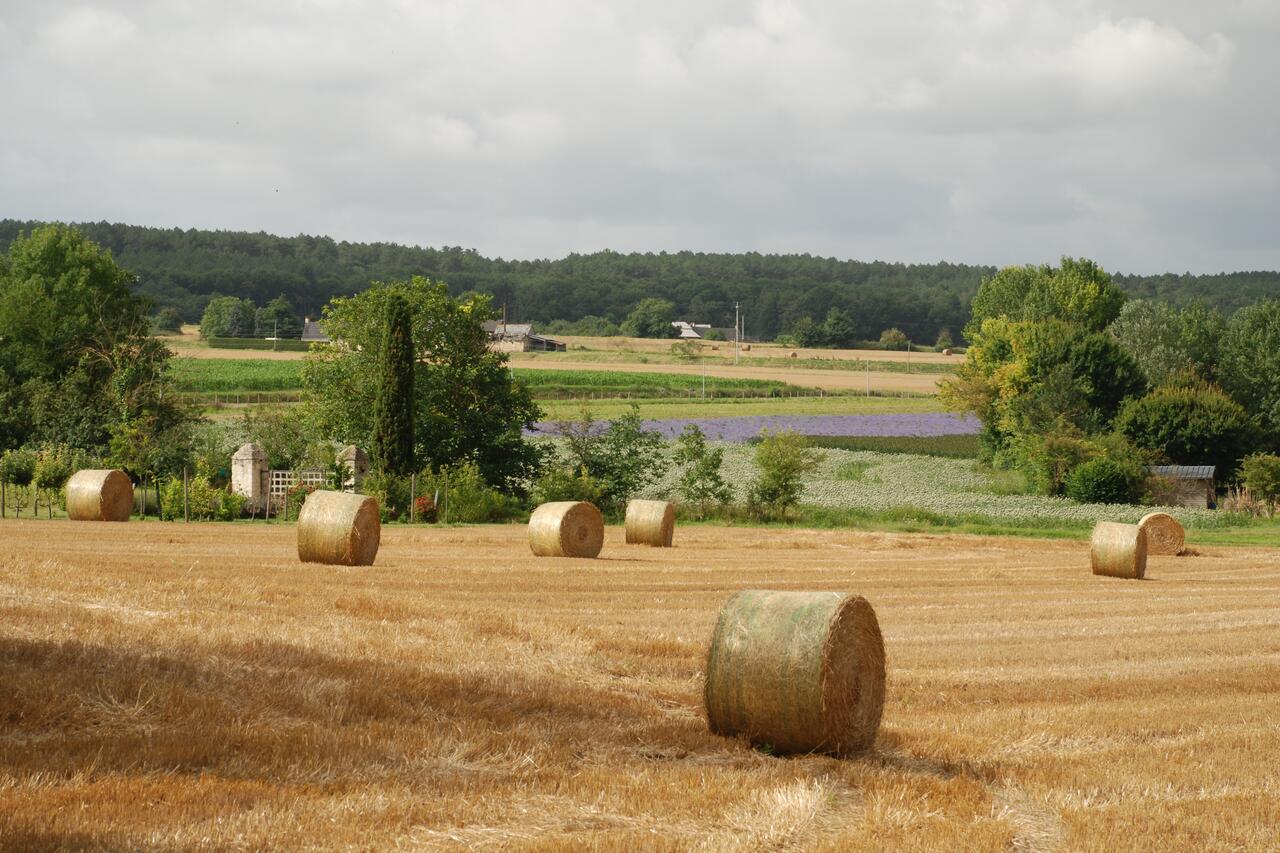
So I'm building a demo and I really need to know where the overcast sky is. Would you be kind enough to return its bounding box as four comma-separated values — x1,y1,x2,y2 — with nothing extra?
1,1,1276,273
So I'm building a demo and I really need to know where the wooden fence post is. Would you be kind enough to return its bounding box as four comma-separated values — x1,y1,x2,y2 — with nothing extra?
183,467,190,523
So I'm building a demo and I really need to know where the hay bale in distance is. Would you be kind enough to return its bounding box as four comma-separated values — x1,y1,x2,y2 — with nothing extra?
624,499,675,547
1138,512,1185,556
528,501,604,558
1091,521,1147,579
65,469,133,522
704,590,886,756
297,490,381,566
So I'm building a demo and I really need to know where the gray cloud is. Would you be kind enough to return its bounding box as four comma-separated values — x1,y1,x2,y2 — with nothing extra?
1,0,1276,272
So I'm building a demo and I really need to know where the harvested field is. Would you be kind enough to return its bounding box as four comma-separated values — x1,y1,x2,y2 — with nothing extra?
548,335,961,365
2,520,1278,850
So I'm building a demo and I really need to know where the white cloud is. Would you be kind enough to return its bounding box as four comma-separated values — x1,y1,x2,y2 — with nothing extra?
0,0,1274,272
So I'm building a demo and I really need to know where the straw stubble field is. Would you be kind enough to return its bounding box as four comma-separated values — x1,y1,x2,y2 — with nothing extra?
1,521,1278,850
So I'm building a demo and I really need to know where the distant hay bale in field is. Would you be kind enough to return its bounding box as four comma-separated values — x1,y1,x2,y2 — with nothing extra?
625,499,675,547
704,590,885,756
789,351,798,359
528,501,604,558
942,348,954,356
1091,521,1147,579
297,490,381,566
1138,512,1185,556
65,469,133,522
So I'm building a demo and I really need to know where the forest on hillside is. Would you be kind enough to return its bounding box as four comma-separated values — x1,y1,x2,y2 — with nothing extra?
3,219,1278,344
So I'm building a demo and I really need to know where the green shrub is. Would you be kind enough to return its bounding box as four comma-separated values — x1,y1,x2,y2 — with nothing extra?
1116,382,1260,481
218,491,247,521
34,448,75,490
286,482,317,520
1064,458,1141,505
747,430,821,517
159,464,245,521
673,424,731,514
531,466,605,506
1021,434,1094,495
154,307,184,333
0,448,37,487
556,405,666,512
1240,453,1280,517
412,461,517,523
879,328,909,350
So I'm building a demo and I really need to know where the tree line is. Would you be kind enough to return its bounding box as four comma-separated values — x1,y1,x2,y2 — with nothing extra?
6,219,1278,347
942,257,1280,506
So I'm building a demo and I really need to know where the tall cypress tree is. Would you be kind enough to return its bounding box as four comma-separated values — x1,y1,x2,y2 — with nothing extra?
371,293,415,476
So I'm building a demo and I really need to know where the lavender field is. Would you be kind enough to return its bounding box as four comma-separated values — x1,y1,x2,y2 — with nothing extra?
530,412,979,441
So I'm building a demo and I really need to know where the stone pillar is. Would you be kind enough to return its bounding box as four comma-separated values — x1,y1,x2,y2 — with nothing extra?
337,445,370,491
232,443,269,512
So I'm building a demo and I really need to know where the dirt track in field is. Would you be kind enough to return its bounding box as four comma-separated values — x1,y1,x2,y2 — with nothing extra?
2,521,1277,850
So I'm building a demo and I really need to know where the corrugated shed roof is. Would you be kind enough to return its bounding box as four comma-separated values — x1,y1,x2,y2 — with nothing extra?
483,321,533,337
1147,465,1216,480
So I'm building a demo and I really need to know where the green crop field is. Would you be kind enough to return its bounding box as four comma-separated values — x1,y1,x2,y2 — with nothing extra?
171,359,815,400
170,359,304,394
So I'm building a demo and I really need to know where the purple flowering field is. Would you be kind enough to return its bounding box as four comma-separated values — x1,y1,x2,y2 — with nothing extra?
530,413,979,442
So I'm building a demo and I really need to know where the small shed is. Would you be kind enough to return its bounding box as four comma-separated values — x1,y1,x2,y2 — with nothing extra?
1147,465,1216,509
483,320,565,352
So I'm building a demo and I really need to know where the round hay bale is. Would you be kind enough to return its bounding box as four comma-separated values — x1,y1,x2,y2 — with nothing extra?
296,490,381,566
704,590,885,756
65,469,133,522
1090,521,1147,579
624,499,675,547
942,348,954,356
1138,512,1185,556
528,501,604,558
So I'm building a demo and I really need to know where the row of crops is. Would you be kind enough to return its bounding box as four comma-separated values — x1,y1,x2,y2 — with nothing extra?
169,359,819,400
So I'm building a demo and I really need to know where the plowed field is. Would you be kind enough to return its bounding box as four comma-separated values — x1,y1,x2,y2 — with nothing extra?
2,521,1277,850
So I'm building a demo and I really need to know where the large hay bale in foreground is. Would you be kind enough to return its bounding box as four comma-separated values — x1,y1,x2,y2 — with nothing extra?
704,590,885,756
1091,521,1147,579
1138,512,1185,556
624,499,675,547
65,469,133,522
297,490,381,566
528,501,604,558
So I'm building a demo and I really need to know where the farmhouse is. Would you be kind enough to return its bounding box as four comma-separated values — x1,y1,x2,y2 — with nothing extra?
1147,465,1216,509
670,321,741,340
482,320,566,352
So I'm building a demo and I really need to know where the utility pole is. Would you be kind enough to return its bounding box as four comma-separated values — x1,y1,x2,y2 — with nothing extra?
734,302,740,365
